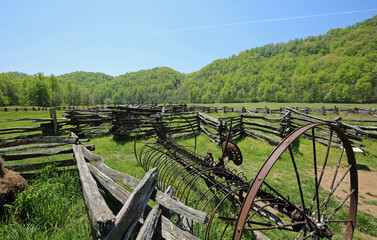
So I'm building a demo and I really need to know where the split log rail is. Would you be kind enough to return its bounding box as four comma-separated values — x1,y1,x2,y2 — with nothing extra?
0,108,67,141
1,132,208,239
71,133,207,239
63,104,376,148
0,136,91,179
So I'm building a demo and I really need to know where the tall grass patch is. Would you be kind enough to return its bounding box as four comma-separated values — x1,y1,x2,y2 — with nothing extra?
0,165,96,239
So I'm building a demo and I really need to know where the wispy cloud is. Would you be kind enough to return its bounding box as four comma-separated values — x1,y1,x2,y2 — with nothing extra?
128,8,377,37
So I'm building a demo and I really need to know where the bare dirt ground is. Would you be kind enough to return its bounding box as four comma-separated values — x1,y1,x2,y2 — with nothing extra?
321,166,377,239
321,166,377,217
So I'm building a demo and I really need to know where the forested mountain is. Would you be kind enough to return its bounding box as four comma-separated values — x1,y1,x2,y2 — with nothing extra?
178,15,377,103
93,67,185,104
57,71,113,91
1,16,376,106
0,72,94,106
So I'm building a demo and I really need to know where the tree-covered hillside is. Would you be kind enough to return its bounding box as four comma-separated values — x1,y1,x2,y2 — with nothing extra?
93,67,185,104
178,16,377,103
57,71,113,91
0,72,94,106
1,16,376,106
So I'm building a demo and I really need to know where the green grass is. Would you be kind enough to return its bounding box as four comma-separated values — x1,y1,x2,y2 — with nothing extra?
1,108,377,239
0,165,96,240
200,102,377,109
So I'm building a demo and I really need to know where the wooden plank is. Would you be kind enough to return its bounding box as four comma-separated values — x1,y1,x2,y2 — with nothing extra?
284,107,335,123
87,165,199,240
105,168,158,240
73,144,115,237
80,145,140,189
242,120,280,130
244,129,280,145
0,133,41,141
0,118,66,123
135,204,162,240
7,159,75,172
2,144,95,161
81,145,208,224
198,112,220,125
136,188,177,240
0,142,68,153
50,107,58,134
152,187,208,224
341,118,377,123
0,126,42,132
88,164,131,203
0,136,80,148
341,122,377,138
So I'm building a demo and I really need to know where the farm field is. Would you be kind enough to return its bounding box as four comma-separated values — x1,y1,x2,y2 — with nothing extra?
1,106,377,239
201,102,377,109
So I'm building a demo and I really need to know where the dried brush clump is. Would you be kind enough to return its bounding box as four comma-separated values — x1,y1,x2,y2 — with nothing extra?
0,157,28,216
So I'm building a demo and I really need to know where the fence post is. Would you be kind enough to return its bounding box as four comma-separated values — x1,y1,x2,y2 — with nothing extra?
50,107,58,134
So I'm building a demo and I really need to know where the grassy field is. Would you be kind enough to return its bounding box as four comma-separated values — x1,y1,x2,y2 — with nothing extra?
1,107,377,239
200,102,377,109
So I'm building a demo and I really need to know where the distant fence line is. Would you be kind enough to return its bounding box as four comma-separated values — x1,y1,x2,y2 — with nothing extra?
1,104,377,116
188,105,377,116
62,105,377,149
1,104,376,149
0,106,98,112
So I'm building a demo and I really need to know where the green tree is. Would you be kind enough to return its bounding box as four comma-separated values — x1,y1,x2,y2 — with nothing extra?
28,73,51,106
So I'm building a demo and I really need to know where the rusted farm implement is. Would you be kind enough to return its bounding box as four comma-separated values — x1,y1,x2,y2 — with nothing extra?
134,113,358,239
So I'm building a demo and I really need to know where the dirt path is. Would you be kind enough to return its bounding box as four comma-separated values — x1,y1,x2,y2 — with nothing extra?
321,166,377,217
320,167,377,239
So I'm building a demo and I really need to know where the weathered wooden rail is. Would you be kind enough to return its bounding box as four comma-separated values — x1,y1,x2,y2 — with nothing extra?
1,131,208,239
64,109,113,136
70,133,208,239
2,103,372,239
0,108,68,140
61,104,376,149
0,105,97,112
2,104,375,149
197,108,376,148
188,105,377,116
0,136,91,179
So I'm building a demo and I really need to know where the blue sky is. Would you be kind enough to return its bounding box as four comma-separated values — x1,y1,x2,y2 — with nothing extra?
1,0,377,76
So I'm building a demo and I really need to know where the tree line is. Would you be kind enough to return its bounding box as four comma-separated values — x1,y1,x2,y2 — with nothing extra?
0,72,94,107
1,15,376,106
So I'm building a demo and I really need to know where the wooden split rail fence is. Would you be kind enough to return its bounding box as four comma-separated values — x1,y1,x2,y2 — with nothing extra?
188,105,377,116
0,136,91,179
62,105,376,148
1,134,208,239
198,108,377,148
70,132,207,239
2,104,375,149
64,109,113,136
0,106,98,112
0,108,67,141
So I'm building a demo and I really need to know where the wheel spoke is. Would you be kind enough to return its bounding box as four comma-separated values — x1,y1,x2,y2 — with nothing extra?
301,231,315,240
232,123,357,240
310,128,321,220
326,189,355,221
288,146,307,214
320,146,344,221
295,227,305,240
317,128,333,186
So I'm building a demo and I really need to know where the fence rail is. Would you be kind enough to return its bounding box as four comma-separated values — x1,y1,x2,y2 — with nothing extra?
2,104,376,149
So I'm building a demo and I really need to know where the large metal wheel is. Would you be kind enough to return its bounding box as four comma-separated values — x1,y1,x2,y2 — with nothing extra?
234,123,358,239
